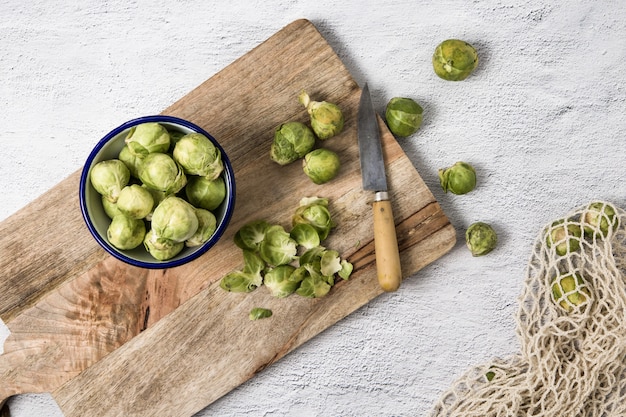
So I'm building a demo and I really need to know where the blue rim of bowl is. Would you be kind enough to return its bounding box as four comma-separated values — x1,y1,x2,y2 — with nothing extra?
79,115,236,269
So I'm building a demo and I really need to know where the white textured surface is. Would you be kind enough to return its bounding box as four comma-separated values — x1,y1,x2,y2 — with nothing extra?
1,1,625,416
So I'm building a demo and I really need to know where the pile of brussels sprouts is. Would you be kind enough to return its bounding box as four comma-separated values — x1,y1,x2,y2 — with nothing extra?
221,197,353,300
270,91,344,185
89,122,227,261
545,202,619,313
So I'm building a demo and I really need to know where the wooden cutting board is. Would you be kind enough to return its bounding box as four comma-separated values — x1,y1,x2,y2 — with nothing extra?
0,19,456,416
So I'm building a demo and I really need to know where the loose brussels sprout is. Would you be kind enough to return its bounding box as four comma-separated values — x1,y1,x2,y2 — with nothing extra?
249,308,273,320
118,145,142,178
303,148,341,185
432,39,478,81
151,196,199,243
298,90,344,139
465,222,497,256
143,229,184,261
107,214,146,250
546,219,581,256
185,176,226,211
234,220,271,251
259,225,298,266
90,159,130,203
439,161,476,195
292,197,335,241
551,272,591,312
186,209,217,247
290,223,321,250
173,133,223,180
264,265,299,298
385,97,423,137
116,184,154,220
102,195,123,219
582,202,619,239
270,122,316,165
125,122,171,157
137,152,187,194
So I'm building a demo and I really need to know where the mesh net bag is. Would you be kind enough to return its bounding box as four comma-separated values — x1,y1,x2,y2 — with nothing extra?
429,201,626,417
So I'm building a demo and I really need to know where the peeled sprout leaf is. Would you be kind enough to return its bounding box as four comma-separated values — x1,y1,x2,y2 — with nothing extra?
320,249,342,276
264,265,299,298
465,222,497,256
107,214,146,250
242,250,265,276
338,260,353,280
259,225,298,266
546,219,582,256
249,308,273,321
151,196,199,243
234,220,271,251
137,152,187,194
270,122,316,165
173,133,223,179
298,90,344,139
296,263,332,298
385,97,423,137
125,122,171,157
432,39,478,81
439,161,476,195
582,202,619,239
302,148,341,185
90,159,130,203
551,272,592,312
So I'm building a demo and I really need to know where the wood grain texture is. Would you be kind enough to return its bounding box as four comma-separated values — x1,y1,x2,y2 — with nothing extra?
0,19,455,415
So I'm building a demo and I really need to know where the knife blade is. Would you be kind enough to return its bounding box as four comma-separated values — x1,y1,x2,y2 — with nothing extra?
357,83,402,292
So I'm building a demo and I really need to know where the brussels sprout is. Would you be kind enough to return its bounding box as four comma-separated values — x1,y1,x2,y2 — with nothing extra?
142,186,168,221
292,197,335,240
186,209,217,247
288,265,308,283
125,122,171,157
298,90,344,139
107,214,146,250
90,159,130,203
234,220,271,251
303,148,341,185
173,133,223,180
432,39,478,81
385,97,423,137
151,196,199,243
143,229,184,261
249,307,273,320
465,222,497,256
299,245,325,266
264,265,299,298
296,263,332,298
290,223,321,250
546,219,581,256
439,161,476,195
168,130,185,149
102,195,123,219
270,122,316,165
551,272,591,312
185,176,226,211
118,145,142,178
137,152,187,194
582,202,619,239
259,225,298,266
116,184,154,220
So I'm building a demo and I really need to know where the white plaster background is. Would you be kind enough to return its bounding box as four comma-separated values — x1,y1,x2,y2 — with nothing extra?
1,1,625,416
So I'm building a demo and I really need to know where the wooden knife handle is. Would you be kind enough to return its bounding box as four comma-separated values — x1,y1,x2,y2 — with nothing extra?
372,198,402,292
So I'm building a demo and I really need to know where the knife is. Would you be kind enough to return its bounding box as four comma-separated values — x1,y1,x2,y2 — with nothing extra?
357,83,402,292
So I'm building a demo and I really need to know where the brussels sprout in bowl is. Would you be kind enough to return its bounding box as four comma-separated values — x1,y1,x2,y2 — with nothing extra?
79,115,236,269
